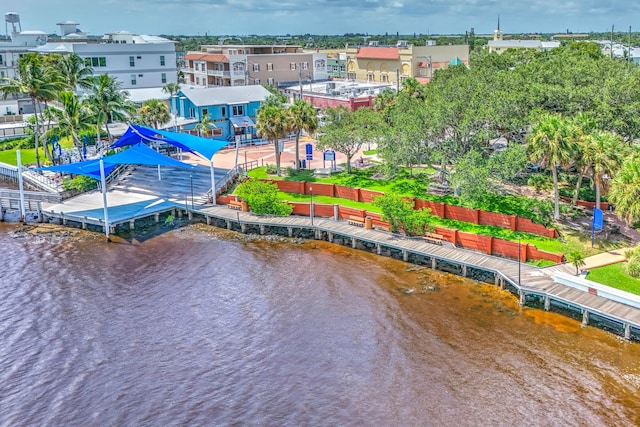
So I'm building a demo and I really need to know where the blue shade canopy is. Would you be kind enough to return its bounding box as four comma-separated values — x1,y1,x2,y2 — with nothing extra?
37,158,117,179
36,143,195,180
113,125,229,160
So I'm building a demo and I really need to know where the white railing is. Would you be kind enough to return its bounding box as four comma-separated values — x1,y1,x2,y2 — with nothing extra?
207,69,230,77
555,271,640,310
0,189,61,204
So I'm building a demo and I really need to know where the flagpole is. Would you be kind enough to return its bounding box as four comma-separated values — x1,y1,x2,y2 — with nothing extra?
99,159,111,242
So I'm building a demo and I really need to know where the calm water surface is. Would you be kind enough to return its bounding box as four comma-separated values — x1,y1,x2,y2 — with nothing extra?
0,223,639,426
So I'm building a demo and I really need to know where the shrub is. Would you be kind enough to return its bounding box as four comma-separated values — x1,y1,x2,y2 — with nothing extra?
527,173,552,192
235,178,293,216
625,256,640,279
373,192,435,236
265,163,277,175
62,175,97,192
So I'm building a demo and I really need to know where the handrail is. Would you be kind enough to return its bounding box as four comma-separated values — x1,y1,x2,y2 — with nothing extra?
206,159,260,201
0,189,61,203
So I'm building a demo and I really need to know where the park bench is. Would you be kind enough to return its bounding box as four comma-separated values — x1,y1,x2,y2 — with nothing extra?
228,200,243,210
424,232,443,245
347,215,365,227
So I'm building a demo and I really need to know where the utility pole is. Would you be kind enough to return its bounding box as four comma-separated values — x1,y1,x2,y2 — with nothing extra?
396,68,400,92
629,26,632,66
298,62,303,100
611,24,614,59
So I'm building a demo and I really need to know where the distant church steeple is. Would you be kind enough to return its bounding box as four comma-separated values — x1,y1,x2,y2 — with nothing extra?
493,15,503,41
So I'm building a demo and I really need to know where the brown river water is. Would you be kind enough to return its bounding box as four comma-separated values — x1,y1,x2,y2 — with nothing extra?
0,222,639,426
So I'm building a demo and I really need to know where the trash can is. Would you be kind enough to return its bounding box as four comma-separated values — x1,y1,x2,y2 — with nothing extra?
364,216,373,230
300,159,306,169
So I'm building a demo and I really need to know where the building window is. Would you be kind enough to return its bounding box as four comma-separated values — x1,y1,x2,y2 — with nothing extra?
84,57,107,67
253,63,260,72
290,62,297,70
347,72,356,80
196,77,200,85
254,79,260,85
160,55,165,66
221,107,226,117
129,56,135,67
267,77,274,85
232,105,244,116
265,63,272,72
302,62,308,70
189,107,195,118
161,73,167,84
131,74,137,85
0,54,4,64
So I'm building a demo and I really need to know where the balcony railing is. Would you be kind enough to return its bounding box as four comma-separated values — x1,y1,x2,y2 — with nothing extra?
207,69,230,77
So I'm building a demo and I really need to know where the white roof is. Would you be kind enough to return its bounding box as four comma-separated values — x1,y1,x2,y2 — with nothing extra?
488,40,543,49
125,87,171,103
179,85,272,107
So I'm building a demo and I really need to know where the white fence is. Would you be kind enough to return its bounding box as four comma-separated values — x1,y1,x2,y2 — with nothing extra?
554,271,640,310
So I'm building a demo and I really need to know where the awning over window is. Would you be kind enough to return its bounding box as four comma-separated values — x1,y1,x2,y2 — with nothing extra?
229,116,255,128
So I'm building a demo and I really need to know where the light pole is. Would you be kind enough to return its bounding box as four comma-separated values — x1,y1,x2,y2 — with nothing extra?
309,186,313,226
518,235,521,286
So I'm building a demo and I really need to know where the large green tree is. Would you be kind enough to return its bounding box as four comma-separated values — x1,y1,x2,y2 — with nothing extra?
47,91,93,158
0,53,64,166
56,53,95,91
317,106,385,173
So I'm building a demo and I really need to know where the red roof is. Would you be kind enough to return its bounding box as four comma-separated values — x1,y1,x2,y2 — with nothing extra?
355,47,400,60
184,53,228,62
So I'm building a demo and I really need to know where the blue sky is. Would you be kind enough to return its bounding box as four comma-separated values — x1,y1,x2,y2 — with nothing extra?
9,0,640,36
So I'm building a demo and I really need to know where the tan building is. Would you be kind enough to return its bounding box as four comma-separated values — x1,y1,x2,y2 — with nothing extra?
311,43,469,85
488,22,560,54
182,45,327,88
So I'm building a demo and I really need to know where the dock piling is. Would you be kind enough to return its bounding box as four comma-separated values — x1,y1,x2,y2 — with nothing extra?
581,310,589,327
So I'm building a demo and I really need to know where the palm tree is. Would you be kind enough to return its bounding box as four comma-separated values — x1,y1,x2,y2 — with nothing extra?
85,74,135,144
581,130,625,209
194,112,215,137
528,113,577,220
608,151,640,224
0,53,64,167
256,104,288,176
570,113,597,206
137,99,171,129
287,99,318,171
57,53,95,92
566,250,586,276
48,91,93,158
162,82,181,98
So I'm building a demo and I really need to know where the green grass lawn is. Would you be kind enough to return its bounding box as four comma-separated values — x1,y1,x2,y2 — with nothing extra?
0,148,38,166
586,262,640,295
242,166,624,258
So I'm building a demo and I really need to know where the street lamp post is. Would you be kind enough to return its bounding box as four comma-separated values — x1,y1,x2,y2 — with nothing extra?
309,186,314,226
518,236,521,286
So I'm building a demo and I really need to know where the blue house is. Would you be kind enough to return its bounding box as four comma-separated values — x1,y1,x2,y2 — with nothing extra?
171,85,272,142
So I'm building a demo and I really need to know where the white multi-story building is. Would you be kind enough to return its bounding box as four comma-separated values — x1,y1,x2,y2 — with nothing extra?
32,28,177,91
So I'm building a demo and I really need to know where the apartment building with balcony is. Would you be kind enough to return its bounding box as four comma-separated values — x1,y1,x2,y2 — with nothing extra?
32,29,177,90
181,44,327,88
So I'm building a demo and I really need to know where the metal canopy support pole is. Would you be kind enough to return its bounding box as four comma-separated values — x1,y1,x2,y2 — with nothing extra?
100,159,111,241
16,150,26,223
210,158,217,205
157,164,161,181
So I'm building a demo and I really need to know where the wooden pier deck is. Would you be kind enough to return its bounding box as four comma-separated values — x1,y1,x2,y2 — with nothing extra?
30,177,640,341
196,205,640,340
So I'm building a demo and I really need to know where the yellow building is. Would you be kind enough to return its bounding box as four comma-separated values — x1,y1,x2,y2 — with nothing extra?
309,43,469,85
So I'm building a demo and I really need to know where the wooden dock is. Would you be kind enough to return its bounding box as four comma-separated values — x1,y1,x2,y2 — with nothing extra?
195,205,640,341
16,175,640,342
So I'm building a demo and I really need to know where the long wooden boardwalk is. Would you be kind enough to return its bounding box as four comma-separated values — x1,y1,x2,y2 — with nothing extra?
197,205,640,340
33,179,640,341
